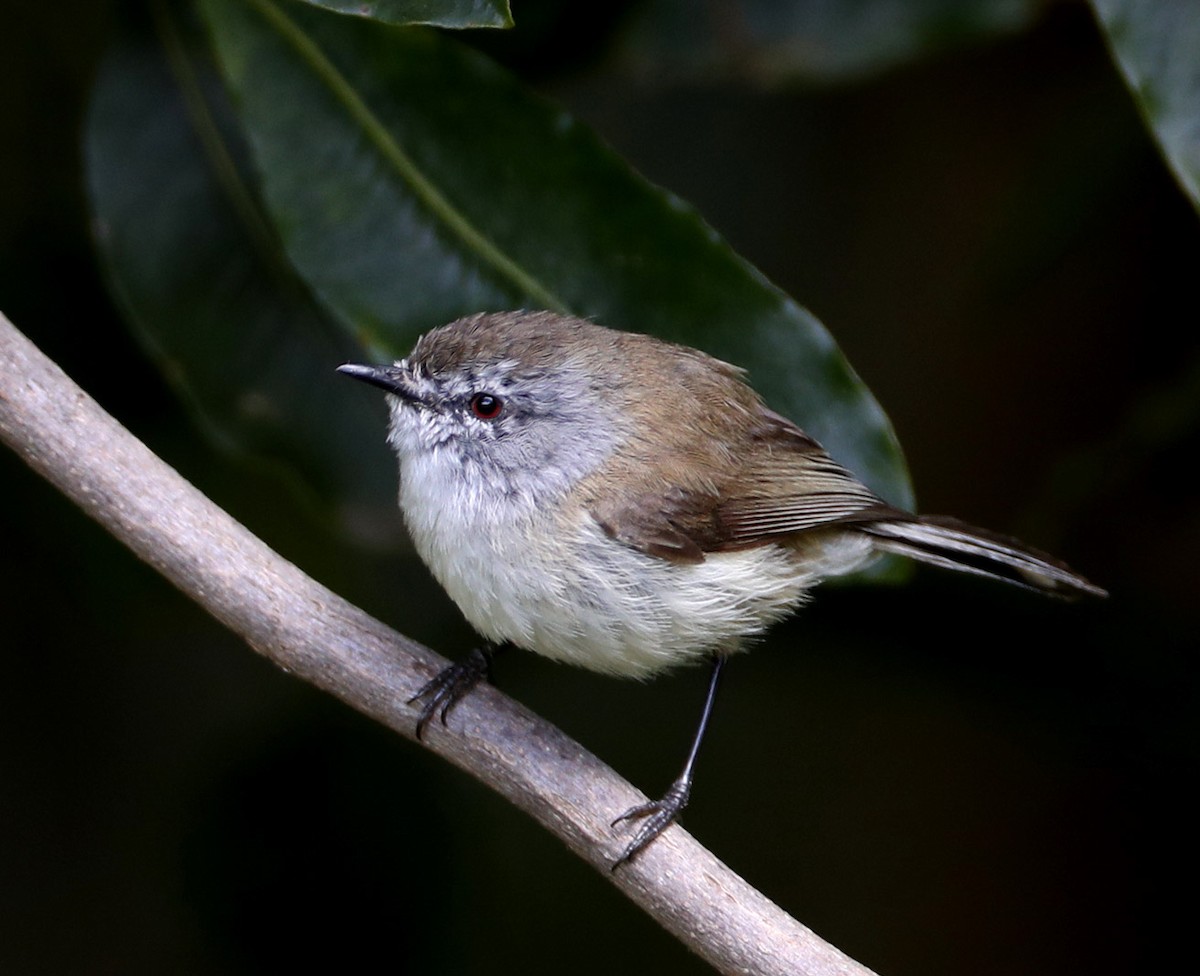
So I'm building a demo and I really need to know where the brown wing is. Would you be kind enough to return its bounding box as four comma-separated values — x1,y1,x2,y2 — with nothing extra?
590,484,719,564
714,407,895,544
588,402,898,563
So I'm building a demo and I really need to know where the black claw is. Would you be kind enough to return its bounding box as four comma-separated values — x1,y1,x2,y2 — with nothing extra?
611,777,691,869
408,646,494,739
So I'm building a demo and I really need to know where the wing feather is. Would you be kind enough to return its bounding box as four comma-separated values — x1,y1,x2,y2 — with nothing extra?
588,400,890,561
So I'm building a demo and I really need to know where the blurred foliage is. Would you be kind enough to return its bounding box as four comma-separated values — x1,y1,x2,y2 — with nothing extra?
1091,0,1200,212
2,1,1199,975
295,0,513,28
86,5,399,543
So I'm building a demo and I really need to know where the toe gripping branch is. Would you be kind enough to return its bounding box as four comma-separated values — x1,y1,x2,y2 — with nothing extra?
611,776,693,869
408,644,505,740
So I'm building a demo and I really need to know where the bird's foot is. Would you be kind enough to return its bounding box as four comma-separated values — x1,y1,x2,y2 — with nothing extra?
611,776,691,869
408,646,495,740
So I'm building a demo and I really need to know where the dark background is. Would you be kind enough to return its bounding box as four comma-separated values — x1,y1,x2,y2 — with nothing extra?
2,2,1197,974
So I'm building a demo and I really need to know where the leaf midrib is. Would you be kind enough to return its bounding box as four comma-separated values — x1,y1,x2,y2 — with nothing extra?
245,0,568,314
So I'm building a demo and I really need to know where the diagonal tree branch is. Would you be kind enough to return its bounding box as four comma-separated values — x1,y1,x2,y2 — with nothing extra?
0,309,879,976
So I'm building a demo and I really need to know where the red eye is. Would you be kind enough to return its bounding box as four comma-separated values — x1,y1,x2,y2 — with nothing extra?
470,393,504,420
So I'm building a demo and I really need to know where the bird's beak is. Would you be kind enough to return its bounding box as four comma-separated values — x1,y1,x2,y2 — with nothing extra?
336,363,423,405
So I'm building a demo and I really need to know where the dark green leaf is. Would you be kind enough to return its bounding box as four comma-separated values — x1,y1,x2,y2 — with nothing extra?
294,0,512,29
199,0,914,520
615,0,1039,85
1092,0,1200,213
85,4,403,544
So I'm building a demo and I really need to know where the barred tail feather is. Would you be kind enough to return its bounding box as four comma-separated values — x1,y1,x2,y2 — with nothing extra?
861,515,1107,599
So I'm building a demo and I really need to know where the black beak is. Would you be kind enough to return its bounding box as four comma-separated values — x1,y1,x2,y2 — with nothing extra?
337,363,421,403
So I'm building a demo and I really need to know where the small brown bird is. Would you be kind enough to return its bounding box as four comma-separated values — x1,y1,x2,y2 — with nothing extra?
340,310,1105,865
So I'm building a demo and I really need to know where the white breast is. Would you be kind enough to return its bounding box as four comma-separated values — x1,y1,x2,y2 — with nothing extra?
400,449,875,678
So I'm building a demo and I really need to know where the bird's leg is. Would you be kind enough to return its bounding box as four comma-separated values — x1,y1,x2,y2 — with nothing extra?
409,642,508,740
611,654,727,868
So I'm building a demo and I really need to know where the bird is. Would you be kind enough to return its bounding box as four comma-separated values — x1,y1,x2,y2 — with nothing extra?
338,310,1105,866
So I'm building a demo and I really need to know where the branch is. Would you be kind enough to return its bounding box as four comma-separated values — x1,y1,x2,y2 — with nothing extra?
0,309,879,976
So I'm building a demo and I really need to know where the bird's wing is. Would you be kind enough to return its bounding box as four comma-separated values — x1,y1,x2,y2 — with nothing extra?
589,407,897,563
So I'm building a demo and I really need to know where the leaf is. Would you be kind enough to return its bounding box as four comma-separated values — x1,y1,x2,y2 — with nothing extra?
1091,0,1200,213
85,4,403,545
198,0,914,521
614,0,1040,85
294,0,512,29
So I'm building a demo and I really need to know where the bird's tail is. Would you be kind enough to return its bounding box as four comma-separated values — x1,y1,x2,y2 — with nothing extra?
860,515,1107,599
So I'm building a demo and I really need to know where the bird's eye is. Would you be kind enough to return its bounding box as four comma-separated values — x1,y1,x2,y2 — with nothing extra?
469,393,504,421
